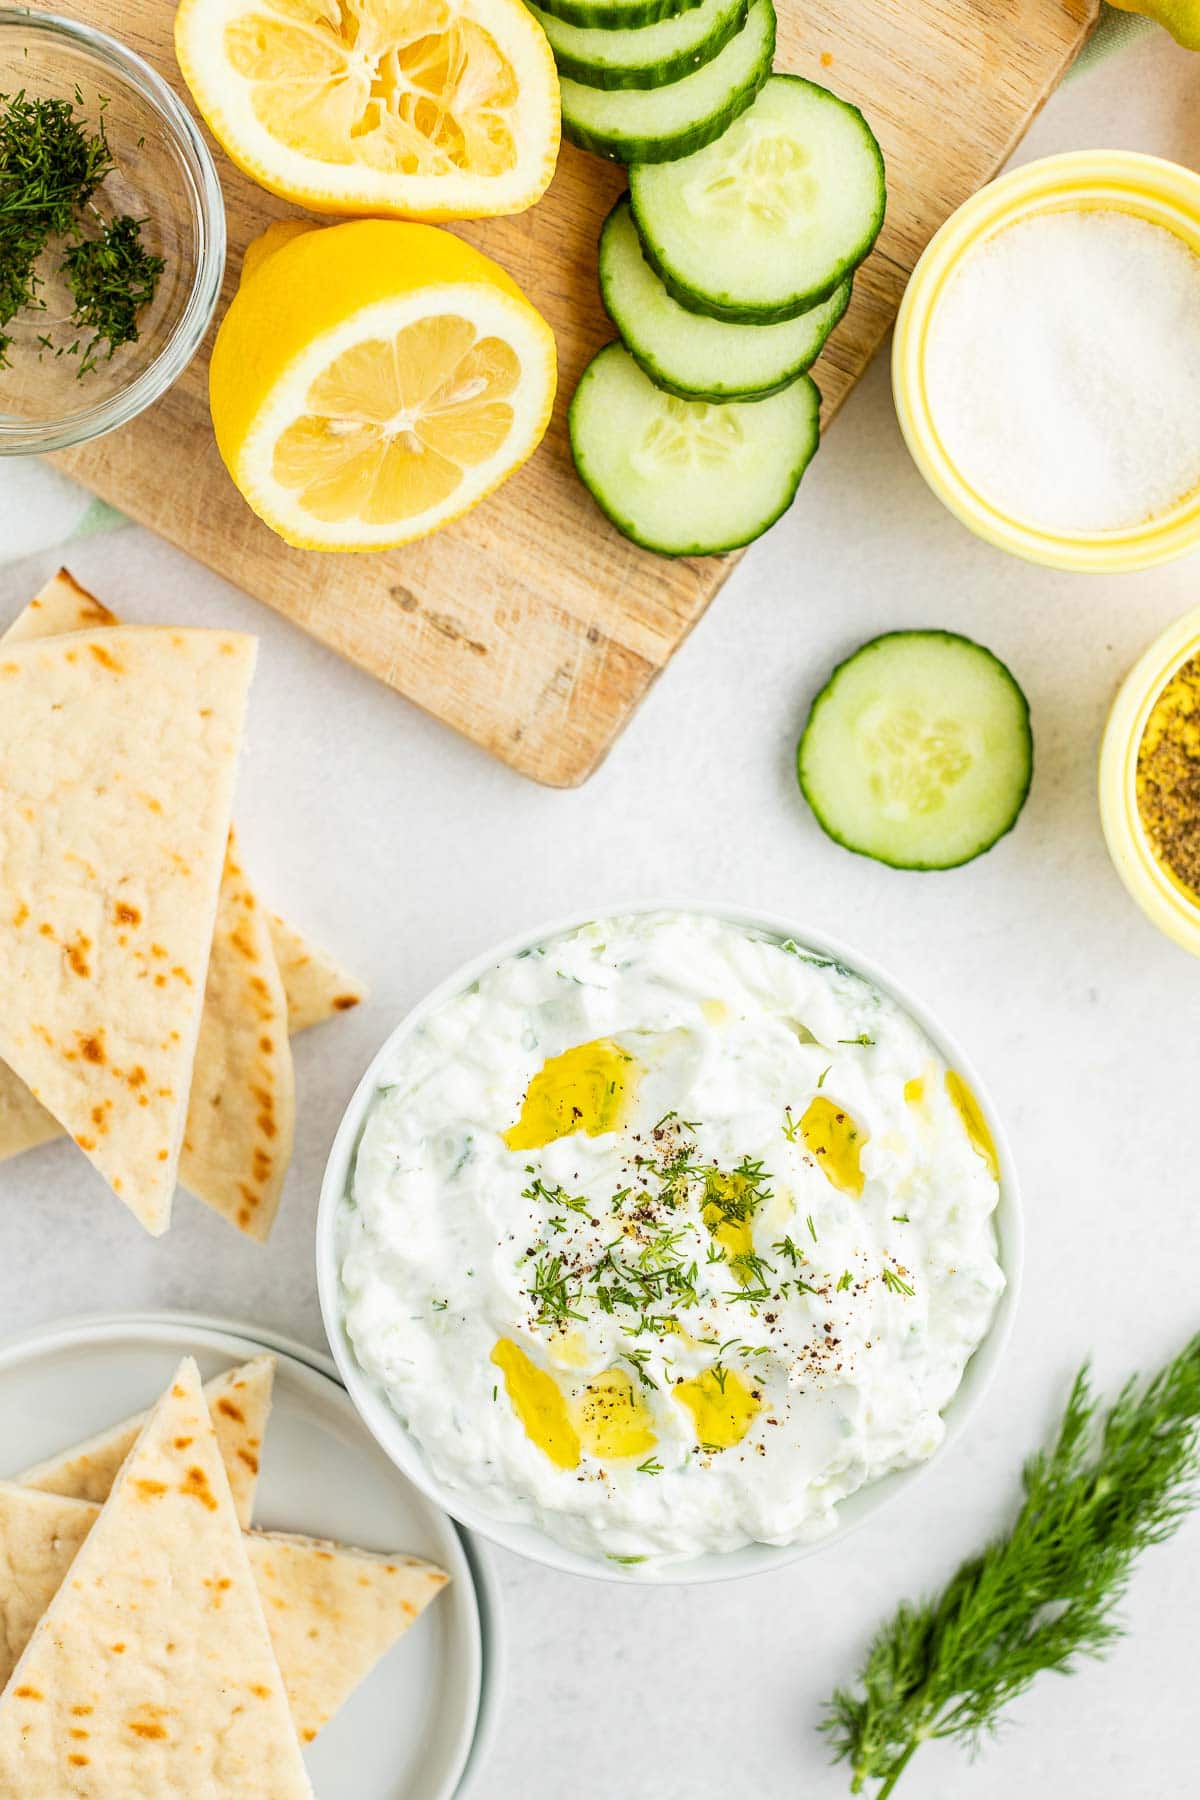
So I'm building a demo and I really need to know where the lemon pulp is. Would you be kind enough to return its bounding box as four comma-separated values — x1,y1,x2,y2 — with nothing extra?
272,316,521,523
225,0,520,178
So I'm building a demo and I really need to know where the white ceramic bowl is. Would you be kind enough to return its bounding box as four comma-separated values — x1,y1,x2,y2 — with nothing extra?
316,902,1022,1584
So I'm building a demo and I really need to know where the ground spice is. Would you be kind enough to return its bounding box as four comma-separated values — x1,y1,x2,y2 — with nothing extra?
1136,652,1200,903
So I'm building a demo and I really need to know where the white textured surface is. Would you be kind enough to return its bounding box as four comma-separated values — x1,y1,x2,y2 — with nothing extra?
1,28,1198,1799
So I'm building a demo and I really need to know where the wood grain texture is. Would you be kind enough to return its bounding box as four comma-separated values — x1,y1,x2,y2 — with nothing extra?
49,0,1098,785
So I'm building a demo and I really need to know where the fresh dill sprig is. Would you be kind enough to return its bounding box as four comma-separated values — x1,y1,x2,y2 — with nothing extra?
821,1333,1200,1796
880,1267,914,1298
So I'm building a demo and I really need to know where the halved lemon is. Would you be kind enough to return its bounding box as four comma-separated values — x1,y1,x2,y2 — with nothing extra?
209,218,557,549
174,0,560,219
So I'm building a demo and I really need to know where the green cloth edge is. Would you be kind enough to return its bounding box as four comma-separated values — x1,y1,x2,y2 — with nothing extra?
1074,5,1155,75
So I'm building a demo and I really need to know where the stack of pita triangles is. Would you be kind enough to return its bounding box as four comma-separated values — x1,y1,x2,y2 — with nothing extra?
0,571,363,1240
0,1356,448,1792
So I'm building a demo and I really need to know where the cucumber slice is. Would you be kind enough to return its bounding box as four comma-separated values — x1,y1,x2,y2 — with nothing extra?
630,73,886,320
529,0,747,91
560,0,774,164
797,632,1033,870
600,198,850,400
535,0,701,26
569,342,820,555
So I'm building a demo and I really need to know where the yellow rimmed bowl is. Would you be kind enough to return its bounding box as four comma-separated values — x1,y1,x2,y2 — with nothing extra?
1099,607,1200,957
893,151,1200,573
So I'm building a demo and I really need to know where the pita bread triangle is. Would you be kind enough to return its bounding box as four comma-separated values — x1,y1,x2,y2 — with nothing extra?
0,1358,313,1797
0,568,118,642
180,832,295,1239
0,1061,61,1162
17,1355,274,1530
234,1530,448,1743
266,910,366,1034
0,1487,448,1743
0,624,256,1232
0,573,359,1238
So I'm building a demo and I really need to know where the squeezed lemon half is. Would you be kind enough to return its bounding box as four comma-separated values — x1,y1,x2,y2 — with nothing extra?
174,0,560,218
208,218,557,549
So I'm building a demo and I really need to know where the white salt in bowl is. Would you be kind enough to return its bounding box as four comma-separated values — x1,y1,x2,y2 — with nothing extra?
893,151,1200,573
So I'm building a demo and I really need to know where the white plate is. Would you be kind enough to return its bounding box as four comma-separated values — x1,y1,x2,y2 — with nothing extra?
131,1310,504,1800
0,1310,493,1800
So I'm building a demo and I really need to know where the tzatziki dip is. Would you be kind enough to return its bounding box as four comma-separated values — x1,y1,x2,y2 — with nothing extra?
339,912,1005,1565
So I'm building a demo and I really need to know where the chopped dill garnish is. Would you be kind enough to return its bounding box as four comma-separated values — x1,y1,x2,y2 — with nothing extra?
837,1034,876,1047
62,213,164,373
636,1455,664,1476
0,88,111,361
621,1347,658,1390
523,1171,591,1214
727,1248,775,1301
806,1214,818,1242
529,1253,585,1327
0,90,162,375
880,1267,915,1298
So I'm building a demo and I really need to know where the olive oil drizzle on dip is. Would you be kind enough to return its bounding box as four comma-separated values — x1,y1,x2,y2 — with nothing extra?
1137,653,1200,904
340,913,1005,1563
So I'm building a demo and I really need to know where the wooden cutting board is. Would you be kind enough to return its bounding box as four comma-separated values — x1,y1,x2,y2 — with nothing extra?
52,0,1098,785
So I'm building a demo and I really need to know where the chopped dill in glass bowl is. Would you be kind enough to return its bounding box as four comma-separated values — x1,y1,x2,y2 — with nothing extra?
0,9,224,454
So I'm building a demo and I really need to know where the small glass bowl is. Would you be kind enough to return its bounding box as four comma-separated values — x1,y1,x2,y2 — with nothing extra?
893,151,1200,573
1099,607,1200,958
0,8,225,454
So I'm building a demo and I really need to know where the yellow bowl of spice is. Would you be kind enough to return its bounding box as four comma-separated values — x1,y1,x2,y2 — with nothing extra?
893,151,1200,572
1100,607,1200,955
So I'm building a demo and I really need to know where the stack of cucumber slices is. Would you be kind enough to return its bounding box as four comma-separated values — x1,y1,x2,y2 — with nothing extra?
538,0,887,556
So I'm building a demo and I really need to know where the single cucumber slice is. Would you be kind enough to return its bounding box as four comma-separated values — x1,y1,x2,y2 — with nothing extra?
600,198,850,399
529,0,747,91
534,0,703,27
569,342,820,555
630,73,886,320
560,0,774,163
797,632,1033,870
